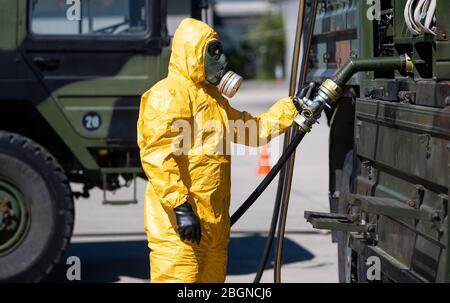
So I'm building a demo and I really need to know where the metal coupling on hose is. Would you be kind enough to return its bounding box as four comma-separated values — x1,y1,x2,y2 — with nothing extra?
318,79,343,103
401,53,414,74
294,79,343,133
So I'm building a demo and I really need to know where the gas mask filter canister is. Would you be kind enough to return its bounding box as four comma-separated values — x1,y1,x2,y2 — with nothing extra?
217,71,243,98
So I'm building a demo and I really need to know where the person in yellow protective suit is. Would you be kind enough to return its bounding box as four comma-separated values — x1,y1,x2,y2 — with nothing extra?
137,18,299,283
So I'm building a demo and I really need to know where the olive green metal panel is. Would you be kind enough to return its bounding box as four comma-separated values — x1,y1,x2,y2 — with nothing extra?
357,0,375,54
356,100,449,188
436,42,450,61
354,97,449,281
447,143,450,282
0,1,17,50
434,0,450,43
393,0,415,40
436,62,450,80
50,54,166,140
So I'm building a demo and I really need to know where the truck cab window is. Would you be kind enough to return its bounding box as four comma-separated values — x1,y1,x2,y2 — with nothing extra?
29,0,151,36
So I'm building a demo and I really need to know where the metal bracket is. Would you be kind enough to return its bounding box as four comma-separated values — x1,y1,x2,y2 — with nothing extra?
432,194,448,234
101,168,140,205
348,194,435,222
304,211,367,233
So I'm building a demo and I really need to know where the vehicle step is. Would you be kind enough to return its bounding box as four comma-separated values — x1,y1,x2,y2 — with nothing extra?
102,200,138,205
304,211,367,233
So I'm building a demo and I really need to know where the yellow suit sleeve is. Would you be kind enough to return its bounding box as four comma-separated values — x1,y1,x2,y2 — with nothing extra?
226,97,298,147
138,88,192,209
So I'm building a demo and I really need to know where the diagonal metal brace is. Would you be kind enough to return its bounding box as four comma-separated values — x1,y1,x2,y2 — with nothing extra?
348,194,436,222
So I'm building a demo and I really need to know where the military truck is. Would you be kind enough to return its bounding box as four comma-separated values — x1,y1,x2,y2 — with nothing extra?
0,0,210,282
303,0,450,282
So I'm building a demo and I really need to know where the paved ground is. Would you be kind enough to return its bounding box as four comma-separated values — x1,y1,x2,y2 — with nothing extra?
48,81,338,283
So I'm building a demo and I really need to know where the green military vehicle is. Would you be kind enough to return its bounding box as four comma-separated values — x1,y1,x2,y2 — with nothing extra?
0,0,209,282
302,0,450,282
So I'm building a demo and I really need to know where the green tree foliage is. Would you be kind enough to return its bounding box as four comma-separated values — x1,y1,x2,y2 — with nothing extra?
246,13,286,80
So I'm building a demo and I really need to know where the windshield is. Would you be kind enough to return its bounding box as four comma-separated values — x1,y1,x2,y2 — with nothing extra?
29,0,151,36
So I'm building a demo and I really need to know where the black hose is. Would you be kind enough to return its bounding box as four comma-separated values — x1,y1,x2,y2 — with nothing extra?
251,0,309,282
251,0,319,283
230,130,307,227
274,0,319,283
252,158,287,283
230,0,306,230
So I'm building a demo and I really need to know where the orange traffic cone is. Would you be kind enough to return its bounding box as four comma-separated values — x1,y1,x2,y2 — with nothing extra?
257,145,271,176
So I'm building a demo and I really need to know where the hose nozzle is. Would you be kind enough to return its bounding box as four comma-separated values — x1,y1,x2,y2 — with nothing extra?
294,54,416,132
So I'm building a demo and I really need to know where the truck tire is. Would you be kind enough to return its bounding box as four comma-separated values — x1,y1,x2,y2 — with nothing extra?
0,131,74,282
337,150,354,283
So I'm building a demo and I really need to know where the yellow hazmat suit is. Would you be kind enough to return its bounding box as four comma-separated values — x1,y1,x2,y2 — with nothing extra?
137,18,298,283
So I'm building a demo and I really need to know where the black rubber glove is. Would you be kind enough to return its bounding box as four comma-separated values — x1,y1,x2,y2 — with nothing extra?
174,202,201,244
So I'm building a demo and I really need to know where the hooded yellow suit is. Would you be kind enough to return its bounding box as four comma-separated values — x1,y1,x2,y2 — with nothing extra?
137,18,298,283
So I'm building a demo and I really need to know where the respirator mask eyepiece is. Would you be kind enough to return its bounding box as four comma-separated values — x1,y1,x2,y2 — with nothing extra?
204,40,243,98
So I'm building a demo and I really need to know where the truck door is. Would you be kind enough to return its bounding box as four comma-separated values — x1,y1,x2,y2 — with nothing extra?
21,0,168,147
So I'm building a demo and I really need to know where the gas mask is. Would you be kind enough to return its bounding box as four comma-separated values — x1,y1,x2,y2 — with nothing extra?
204,40,243,98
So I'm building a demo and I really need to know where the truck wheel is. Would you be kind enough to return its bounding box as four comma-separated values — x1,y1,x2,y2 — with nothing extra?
0,131,74,282
337,150,354,283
